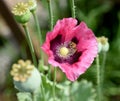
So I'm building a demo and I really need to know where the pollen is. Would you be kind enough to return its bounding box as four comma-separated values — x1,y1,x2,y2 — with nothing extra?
59,47,69,57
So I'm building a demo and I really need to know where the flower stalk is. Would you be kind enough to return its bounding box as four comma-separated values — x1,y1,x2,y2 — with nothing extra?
47,0,57,99
32,92,35,101
100,52,107,101
96,55,102,101
27,1,46,100
70,0,76,18
47,0,54,30
23,24,37,67
41,83,46,101
53,68,57,101
31,11,44,62
32,11,42,48
101,52,106,85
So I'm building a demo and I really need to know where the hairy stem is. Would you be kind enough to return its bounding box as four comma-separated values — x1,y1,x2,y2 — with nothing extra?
47,0,57,100
96,55,102,101
23,24,37,67
32,11,43,47
53,68,57,101
70,0,76,18
41,82,46,101
32,92,36,101
101,52,106,83
48,0,53,30
31,11,44,68
100,52,107,100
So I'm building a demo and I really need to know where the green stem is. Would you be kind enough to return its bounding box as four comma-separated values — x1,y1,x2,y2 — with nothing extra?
99,52,107,101
41,82,46,101
31,11,44,61
32,11,42,46
48,0,53,30
70,0,76,18
101,52,107,96
32,92,36,101
96,55,101,101
23,24,37,67
31,11,46,101
47,0,54,78
47,64,52,79
53,68,57,101
47,0,56,100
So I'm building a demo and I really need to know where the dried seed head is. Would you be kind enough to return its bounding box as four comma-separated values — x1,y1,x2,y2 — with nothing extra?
10,59,34,82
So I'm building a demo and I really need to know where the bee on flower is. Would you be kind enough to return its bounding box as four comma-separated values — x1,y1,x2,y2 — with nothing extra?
42,18,98,81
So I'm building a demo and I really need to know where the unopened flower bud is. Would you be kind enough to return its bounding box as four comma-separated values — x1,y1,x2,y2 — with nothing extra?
10,60,41,92
12,2,31,24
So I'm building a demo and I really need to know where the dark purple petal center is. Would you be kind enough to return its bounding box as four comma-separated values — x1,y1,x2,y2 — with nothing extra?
71,37,79,44
50,35,82,64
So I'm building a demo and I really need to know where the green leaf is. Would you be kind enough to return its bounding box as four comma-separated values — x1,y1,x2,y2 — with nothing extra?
41,74,96,101
38,60,49,72
39,73,65,100
70,80,96,101
17,92,32,101
106,87,120,96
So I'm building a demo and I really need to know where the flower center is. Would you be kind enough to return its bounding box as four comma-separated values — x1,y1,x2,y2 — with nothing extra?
56,42,77,59
59,47,69,57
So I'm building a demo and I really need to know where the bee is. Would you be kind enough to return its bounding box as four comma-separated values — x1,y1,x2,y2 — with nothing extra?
69,42,77,49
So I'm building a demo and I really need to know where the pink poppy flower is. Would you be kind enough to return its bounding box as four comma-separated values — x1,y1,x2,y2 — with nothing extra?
42,18,98,81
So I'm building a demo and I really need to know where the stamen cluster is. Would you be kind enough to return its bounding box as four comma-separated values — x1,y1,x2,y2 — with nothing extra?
57,42,77,59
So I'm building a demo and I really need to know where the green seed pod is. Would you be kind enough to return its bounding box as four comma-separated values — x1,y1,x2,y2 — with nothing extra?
97,36,109,53
14,12,31,24
12,2,31,24
10,60,41,92
27,0,37,12
102,42,109,52
97,42,102,53
14,68,41,92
